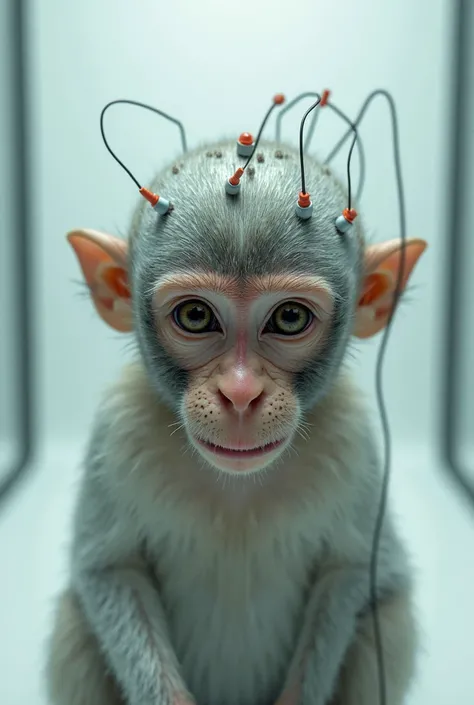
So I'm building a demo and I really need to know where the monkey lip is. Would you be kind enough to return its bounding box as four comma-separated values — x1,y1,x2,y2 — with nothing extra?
197,438,285,458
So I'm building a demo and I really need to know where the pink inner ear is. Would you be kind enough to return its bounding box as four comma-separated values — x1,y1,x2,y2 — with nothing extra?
100,297,115,311
101,265,131,299
363,238,427,281
67,229,128,270
67,229,133,333
354,239,427,339
358,273,389,307
67,234,112,288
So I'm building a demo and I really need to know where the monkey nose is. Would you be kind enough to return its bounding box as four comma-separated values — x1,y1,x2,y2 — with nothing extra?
217,370,265,413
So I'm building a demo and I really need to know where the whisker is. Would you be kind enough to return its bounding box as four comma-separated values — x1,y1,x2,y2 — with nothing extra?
180,442,191,457
287,442,300,458
295,427,310,442
296,421,311,441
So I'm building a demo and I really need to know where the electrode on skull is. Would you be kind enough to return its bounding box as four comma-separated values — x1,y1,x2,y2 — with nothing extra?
99,90,363,235
224,93,286,195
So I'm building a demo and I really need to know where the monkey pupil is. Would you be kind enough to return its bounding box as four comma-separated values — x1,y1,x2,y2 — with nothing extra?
282,307,300,323
188,306,205,321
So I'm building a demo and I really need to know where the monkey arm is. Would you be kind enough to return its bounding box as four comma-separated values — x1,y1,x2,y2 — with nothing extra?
329,587,417,705
278,565,414,705
276,565,372,705
276,489,415,705
70,468,193,705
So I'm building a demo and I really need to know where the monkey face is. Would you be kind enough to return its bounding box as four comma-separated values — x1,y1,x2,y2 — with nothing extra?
68,140,426,477
149,276,338,474
128,142,363,475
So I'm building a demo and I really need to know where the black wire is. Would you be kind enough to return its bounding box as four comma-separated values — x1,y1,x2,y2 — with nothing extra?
300,99,360,205
324,109,367,203
354,135,366,204
347,89,407,705
346,132,358,210
326,102,360,210
243,99,282,170
278,92,363,203
298,98,321,194
303,100,322,153
99,99,187,190
275,92,321,143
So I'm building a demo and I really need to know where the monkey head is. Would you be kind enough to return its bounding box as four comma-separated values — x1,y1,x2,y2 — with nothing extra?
69,140,426,475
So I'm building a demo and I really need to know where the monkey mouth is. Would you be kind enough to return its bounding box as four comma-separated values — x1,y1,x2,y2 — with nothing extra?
196,438,285,459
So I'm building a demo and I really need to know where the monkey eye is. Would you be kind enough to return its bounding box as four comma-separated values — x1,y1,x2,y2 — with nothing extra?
263,301,313,336
172,299,222,334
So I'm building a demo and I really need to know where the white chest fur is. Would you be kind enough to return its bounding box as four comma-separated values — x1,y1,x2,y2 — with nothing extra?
142,493,326,705
101,365,369,705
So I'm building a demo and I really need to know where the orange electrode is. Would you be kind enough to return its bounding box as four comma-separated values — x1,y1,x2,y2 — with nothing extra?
298,192,311,208
239,132,254,146
343,208,358,223
320,90,331,107
139,187,159,207
229,168,244,186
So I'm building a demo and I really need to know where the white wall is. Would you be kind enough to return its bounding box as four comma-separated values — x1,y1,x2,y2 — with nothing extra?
1,1,474,704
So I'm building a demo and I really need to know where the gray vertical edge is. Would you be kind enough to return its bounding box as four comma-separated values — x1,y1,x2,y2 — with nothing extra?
0,0,34,508
442,0,474,506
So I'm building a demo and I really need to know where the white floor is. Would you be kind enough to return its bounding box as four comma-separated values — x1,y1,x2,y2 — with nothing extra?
0,442,473,705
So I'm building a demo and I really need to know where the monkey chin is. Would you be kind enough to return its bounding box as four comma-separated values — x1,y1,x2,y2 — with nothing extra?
189,435,291,476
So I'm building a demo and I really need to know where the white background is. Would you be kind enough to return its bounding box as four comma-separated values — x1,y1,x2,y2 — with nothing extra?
1,0,473,704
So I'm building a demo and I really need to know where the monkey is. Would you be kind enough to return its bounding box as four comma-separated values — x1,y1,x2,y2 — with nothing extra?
44,137,427,705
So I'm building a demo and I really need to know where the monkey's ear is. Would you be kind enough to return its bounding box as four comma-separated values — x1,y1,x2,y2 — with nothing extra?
353,238,427,339
67,229,132,332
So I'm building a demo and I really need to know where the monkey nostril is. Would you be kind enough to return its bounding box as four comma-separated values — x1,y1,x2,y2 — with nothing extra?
217,387,265,414
249,390,265,412
217,389,233,411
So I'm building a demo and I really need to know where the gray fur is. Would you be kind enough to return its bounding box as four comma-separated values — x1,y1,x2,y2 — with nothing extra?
45,140,417,705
